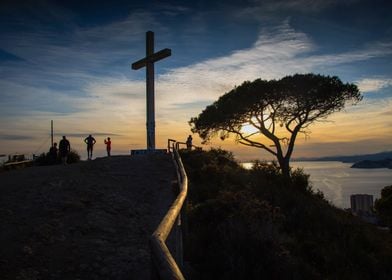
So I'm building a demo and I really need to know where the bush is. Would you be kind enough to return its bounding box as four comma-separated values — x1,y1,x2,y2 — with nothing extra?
67,150,81,164
375,185,392,229
180,148,246,204
34,152,55,166
34,150,80,166
181,149,392,279
187,191,292,279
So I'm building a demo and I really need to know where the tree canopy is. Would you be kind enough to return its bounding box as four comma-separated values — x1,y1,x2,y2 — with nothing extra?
190,74,361,178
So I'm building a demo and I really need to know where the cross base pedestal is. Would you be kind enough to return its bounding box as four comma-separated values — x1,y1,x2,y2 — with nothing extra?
130,149,167,155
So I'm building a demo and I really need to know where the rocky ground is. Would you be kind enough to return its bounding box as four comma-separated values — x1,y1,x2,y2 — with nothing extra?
0,154,176,280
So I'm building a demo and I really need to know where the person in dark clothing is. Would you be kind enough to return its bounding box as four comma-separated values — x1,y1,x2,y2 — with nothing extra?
49,142,58,164
186,135,193,150
84,134,96,160
59,136,71,165
104,137,111,157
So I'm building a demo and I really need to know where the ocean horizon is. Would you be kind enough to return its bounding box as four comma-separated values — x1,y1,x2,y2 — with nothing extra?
242,161,392,209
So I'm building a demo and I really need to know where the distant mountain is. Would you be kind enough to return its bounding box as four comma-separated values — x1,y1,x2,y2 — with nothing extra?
293,151,392,163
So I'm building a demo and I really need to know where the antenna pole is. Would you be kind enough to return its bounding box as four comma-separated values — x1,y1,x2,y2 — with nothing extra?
51,120,54,148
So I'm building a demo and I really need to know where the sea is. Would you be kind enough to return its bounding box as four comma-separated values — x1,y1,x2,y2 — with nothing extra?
242,161,392,209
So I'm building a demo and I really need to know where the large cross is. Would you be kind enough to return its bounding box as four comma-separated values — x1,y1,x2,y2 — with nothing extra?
131,31,171,151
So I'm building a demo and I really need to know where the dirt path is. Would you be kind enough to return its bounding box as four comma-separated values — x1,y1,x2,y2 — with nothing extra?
0,154,176,280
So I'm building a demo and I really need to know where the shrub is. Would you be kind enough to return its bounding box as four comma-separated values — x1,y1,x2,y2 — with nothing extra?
34,152,55,166
181,149,392,279
187,191,293,279
375,185,392,229
180,148,246,204
67,150,80,164
34,150,80,166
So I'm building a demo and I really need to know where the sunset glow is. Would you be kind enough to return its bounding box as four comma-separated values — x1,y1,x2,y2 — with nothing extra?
0,0,391,160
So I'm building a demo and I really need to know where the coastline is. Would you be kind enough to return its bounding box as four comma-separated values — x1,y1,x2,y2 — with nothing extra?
241,161,392,209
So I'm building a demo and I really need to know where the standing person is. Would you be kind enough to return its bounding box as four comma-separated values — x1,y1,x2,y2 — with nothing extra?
59,136,71,165
186,135,193,150
48,142,58,164
104,137,111,157
84,134,96,160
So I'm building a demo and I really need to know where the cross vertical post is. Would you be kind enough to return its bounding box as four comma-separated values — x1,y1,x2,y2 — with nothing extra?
146,31,155,150
132,31,171,151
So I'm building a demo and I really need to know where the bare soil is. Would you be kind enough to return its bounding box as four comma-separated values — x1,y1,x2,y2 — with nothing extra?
0,154,176,280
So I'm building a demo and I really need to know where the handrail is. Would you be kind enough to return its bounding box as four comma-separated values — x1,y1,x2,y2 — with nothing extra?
150,140,188,279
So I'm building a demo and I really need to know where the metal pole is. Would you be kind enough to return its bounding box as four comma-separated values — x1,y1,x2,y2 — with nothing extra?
51,120,54,148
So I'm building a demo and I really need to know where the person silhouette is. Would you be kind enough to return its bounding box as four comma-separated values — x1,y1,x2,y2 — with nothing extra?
59,136,70,165
84,134,97,160
49,143,58,164
104,137,112,157
186,135,193,150
84,134,96,160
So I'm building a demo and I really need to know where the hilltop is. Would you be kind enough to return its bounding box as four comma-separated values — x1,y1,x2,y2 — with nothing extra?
0,155,175,279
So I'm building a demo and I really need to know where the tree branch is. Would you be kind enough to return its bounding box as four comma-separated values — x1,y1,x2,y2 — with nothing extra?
226,128,278,156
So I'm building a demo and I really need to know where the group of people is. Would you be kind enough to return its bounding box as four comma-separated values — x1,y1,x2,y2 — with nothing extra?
49,135,112,164
48,134,194,164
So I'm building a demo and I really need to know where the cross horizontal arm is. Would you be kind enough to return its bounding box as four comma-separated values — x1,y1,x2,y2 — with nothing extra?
132,48,172,70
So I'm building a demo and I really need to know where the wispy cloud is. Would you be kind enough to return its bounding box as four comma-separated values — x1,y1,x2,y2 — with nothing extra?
57,132,122,138
238,0,361,19
304,41,392,67
355,78,392,93
156,21,314,105
153,22,392,111
0,134,35,141
75,21,392,126
1,7,391,158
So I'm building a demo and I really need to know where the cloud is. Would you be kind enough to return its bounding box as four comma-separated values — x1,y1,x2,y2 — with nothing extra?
154,21,314,107
304,41,392,67
57,132,122,138
0,9,160,85
1,11,391,158
0,134,35,141
152,22,392,113
58,21,392,141
238,0,361,19
355,78,392,93
0,49,25,62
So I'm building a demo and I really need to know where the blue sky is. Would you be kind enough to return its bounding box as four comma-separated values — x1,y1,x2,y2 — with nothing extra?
0,0,391,160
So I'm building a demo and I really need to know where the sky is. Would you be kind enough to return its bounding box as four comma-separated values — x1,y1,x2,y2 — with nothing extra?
0,0,391,161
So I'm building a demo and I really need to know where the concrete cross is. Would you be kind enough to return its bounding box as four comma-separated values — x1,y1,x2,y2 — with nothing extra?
132,31,171,151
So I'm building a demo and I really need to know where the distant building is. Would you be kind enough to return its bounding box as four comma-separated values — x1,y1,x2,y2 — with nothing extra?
350,194,374,213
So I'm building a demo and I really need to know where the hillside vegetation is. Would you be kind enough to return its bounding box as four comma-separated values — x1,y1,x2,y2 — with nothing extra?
180,149,392,279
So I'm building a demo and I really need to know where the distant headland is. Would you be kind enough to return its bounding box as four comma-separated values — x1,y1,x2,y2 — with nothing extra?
293,151,392,169
351,158,392,169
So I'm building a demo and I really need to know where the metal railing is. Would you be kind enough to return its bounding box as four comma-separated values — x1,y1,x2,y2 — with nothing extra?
150,139,188,279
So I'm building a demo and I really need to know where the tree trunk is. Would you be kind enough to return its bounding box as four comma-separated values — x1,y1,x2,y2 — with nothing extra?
278,157,291,182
